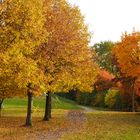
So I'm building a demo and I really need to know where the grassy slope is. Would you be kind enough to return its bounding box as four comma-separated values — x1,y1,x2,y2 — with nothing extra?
3,95,80,109
1,95,80,117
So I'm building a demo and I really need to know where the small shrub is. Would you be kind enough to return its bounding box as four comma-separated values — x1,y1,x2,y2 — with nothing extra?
105,89,122,110
76,92,95,106
92,93,105,107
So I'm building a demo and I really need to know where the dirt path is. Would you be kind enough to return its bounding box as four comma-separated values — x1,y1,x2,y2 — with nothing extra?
36,106,97,140
36,110,87,140
78,105,99,112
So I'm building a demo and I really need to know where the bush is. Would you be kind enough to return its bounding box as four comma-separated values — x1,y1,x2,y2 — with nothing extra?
76,91,107,107
57,91,77,101
92,93,105,107
105,89,122,110
76,92,95,106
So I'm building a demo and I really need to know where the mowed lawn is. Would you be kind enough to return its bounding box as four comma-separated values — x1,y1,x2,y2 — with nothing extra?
0,96,140,140
62,112,140,140
1,95,80,117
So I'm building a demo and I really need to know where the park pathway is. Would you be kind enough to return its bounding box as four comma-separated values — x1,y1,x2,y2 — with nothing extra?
36,106,96,140
78,105,99,112
36,105,98,140
37,111,86,140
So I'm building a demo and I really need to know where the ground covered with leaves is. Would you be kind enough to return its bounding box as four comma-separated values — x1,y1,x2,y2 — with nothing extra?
0,110,140,140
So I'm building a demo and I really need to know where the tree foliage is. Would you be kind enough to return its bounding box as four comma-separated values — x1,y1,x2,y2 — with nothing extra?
0,0,48,99
92,41,115,73
105,89,121,109
0,0,48,125
36,0,98,93
113,32,140,78
113,31,140,111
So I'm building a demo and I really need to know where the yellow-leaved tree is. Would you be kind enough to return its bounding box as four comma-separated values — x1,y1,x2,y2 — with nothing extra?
35,0,98,121
0,0,48,125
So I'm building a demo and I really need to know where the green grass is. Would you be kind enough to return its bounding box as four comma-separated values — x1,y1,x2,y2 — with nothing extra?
3,94,80,110
0,95,80,117
62,112,140,140
1,95,140,140
1,111,140,140
89,106,111,111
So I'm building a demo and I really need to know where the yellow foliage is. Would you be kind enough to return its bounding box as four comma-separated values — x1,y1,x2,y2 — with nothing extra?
36,0,99,93
0,0,48,98
0,0,98,99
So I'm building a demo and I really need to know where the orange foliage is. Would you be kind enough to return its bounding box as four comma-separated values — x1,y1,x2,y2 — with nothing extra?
113,32,140,78
113,31,140,97
99,69,115,81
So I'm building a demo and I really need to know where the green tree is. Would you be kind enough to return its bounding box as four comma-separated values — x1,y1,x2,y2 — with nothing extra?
105,89,121,110
92,41,115,73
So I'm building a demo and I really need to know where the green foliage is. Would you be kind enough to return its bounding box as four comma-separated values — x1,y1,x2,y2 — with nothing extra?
76,92,95,106
57,91,77,101
92,41,115,73
105,89,122,110
93,93,105,107
76,91,107,108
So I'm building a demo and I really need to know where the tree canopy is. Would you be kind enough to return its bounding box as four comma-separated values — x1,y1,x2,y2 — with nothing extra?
92,41,115,73
113,31,140,79
0,0,48,98
36,0,98,93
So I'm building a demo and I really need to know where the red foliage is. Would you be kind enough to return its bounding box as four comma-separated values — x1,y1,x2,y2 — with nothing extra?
95,69,115,91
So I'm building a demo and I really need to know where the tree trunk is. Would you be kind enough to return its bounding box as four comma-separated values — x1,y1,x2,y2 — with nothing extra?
26,91,33,126
132,89,135,112
131,78,136,112
43,92,50,121
49,92,52,119
0,99,4,110
0,99,4,117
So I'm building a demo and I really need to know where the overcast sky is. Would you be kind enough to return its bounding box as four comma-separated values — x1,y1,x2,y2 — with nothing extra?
68,0,140,45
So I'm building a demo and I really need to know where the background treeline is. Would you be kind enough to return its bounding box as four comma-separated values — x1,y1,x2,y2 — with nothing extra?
58,83,140,112
58,40,140,112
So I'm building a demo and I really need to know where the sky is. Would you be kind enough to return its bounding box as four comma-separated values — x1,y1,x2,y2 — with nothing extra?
68,0,140,45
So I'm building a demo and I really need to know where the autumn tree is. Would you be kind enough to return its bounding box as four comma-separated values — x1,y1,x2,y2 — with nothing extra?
36,0,98,121
0,0,48,125
113,31,140,112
